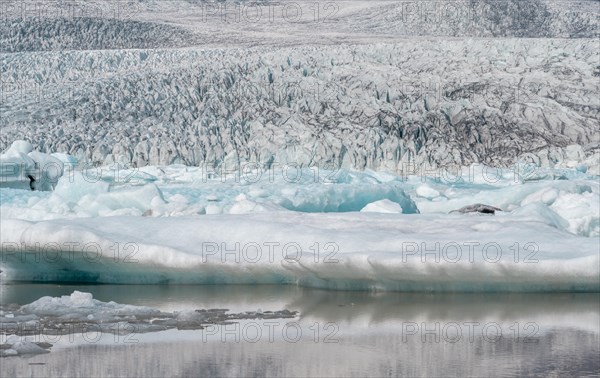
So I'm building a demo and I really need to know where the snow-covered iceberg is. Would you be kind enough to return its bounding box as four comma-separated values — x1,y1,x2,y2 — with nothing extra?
1,210,597,291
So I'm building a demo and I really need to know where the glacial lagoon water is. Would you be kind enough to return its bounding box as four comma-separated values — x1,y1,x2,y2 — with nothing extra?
1,284,598,377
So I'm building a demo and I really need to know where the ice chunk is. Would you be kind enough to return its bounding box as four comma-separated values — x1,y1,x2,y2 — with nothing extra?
22,291,161,318
7,141,33,155
360,199,404,214
52,172,111,204
0,140,67,191
521,188,560,206
12,172,175,218
67,291,94,306
0,335,51,357
9,341,49,355
415,185,441,199
550,191,600,237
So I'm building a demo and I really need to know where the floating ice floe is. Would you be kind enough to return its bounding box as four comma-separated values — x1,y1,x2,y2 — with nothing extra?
0,210,597,291
0,291,299,357
0,335,51,357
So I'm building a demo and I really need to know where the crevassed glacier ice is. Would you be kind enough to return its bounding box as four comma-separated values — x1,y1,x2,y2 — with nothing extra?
1,1,597,51
1,38,598,172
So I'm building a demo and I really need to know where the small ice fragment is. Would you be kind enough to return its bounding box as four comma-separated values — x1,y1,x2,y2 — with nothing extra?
360,199,403,214
416,185,440,199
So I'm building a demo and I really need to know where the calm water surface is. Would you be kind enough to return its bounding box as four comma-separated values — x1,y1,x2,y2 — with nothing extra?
1,284,599,377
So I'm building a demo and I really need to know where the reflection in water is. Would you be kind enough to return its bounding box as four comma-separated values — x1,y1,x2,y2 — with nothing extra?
1,284,599,377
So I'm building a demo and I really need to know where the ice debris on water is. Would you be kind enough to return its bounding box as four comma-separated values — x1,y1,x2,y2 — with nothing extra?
0,291,299,357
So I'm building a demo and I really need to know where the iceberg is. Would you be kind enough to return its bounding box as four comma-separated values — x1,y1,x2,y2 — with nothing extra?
1,210,597,291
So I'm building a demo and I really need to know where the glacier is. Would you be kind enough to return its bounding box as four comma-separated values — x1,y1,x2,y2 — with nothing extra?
1,0,599,172
1,39,598,172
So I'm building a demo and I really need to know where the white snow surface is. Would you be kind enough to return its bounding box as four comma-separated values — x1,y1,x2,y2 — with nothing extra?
1,211,597,291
